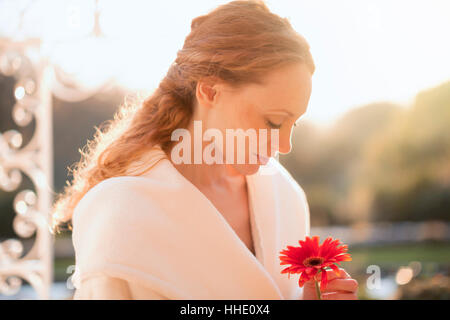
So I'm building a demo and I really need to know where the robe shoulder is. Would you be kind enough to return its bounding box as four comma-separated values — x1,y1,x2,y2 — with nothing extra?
71,175,186,290
71,176,184,264
72,175,181,229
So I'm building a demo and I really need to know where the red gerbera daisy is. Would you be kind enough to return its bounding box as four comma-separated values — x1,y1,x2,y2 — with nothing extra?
279,236,352,292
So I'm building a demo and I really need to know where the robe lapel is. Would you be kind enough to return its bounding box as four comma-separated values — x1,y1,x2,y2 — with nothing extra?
246,163,284,297
165,159,283,299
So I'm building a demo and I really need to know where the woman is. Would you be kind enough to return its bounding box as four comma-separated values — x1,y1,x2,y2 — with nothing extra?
52,0,358,300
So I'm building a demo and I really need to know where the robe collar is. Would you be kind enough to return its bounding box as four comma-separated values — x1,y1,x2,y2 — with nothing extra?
137,145,285,299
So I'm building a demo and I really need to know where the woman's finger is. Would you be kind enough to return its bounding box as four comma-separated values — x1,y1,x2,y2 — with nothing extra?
321,291,358,300
321,278,358,293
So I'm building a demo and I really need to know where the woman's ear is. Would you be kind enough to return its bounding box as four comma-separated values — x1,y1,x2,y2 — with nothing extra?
195,78,218,108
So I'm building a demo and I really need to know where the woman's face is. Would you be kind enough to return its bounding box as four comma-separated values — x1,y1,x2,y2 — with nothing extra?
197,61,312,175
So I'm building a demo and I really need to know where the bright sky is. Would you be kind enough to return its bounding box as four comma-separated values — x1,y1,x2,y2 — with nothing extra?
1,0,449,126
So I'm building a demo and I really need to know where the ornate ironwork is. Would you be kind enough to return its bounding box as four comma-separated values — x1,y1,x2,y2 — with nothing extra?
0,38,54,299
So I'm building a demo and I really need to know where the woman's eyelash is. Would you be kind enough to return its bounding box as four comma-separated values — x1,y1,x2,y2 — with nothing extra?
265,119,300,129
265,120,282,129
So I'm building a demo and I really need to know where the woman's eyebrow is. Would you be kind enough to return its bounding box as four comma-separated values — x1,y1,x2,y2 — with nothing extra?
267,109,295,117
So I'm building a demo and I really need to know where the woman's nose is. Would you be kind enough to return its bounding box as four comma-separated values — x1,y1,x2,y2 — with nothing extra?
271,130,292,155
278,139,292,155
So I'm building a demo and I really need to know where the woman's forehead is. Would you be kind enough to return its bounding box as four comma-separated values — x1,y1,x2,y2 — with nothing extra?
241,70,311,116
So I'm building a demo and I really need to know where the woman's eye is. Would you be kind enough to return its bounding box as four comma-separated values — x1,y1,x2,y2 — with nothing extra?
265,119,282,129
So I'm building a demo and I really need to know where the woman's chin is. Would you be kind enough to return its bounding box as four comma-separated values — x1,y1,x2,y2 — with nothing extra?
232,163,266,176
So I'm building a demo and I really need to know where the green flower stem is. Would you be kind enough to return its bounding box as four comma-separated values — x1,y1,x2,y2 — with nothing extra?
315,277,322,300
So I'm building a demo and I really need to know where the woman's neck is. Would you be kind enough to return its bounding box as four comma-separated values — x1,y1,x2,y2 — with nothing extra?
172,160,246,192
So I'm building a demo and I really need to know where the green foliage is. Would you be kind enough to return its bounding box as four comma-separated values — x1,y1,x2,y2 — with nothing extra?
365,81,450,222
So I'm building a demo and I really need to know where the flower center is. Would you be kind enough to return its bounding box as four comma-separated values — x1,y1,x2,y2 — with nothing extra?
303,256,325,267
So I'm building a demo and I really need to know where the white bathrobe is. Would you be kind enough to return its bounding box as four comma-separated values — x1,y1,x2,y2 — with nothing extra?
71,145,310,299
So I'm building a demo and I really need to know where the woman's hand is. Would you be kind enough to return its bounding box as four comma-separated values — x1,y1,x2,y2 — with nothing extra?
302,268,358,300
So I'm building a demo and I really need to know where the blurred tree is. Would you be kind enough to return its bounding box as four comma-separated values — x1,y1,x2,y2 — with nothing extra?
282,80,450,225
364,81,450,222
281,102,400,225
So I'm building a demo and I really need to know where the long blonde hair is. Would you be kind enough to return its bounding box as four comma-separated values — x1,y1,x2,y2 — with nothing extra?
51,0,315,232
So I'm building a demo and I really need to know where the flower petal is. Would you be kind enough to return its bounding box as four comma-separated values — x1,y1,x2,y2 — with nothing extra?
329,263,341,276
